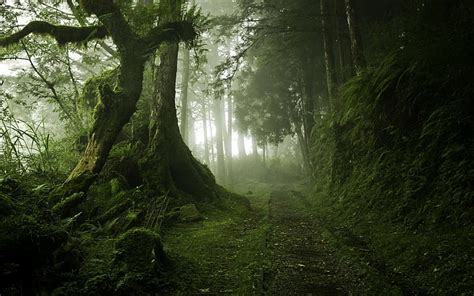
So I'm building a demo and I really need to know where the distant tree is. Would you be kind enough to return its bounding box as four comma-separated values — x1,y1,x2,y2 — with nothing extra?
345,0,366,74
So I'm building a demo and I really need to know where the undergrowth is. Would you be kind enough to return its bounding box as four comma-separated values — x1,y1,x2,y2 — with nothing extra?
309,5,474,294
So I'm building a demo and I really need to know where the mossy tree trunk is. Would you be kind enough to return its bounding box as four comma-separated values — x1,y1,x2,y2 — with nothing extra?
147,42,216,200
64,52,146,192
146,0,217,200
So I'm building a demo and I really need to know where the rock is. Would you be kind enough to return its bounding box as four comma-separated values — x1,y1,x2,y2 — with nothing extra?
114,228,166,273
178,204,203,222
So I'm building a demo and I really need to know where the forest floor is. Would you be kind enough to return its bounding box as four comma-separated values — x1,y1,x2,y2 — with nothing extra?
162,181,417,295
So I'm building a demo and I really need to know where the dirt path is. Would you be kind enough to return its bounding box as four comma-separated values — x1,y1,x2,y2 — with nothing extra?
265,190,352,295
164,185,416,295
263,189,410,296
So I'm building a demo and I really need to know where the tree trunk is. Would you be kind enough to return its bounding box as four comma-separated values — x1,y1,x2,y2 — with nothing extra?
238,132,246,159
202,102,210,165
335,0,353,80
63,50,146,195
296,127,310,173
252,136,258,160
226,94,233,184
345,0,366,74
320,0,338,111
145,0,216,199
146,42,216,199
208,106,216,171
179,47,190,143
213,99,226,184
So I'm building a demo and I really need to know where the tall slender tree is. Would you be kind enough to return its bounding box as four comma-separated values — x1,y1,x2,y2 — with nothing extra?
345,0,366,74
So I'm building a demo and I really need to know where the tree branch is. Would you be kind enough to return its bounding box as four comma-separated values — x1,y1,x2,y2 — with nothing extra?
141,21,196,55
0,21,109,47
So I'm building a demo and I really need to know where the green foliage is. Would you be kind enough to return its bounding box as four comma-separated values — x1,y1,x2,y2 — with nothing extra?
309,2,474,293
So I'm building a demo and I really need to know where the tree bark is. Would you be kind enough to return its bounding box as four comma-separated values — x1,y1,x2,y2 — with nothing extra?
238,132,246,159
179,47,190,144
296,127,310,173
252,136,258,160
202,102,210,165
226,94,233,184
145,0,216,200
345,0,366,74
64,51,146,192
320,0,338,111
208,106,216,171
213,99,226,184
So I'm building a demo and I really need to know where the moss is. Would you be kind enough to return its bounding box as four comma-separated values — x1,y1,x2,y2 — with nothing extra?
52,192,86,218
84,274,114,296
97,197,132,224
79,68,119,113
114,228,167,273
178,203,203,222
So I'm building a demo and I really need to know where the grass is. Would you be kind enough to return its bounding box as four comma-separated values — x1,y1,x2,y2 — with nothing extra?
161,182,273,294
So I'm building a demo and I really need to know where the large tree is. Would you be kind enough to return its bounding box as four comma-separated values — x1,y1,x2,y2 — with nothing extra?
0,0,196,196
146,0,217,199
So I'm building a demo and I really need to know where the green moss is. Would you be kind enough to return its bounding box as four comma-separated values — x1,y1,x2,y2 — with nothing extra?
114,228,167,273
178,203,203,222
97,196,132,224
52,192,86,218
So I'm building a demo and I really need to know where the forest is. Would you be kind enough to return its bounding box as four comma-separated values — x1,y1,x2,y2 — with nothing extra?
0,0,472,295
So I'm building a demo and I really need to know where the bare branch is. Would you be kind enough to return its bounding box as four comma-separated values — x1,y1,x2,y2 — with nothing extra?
0,21,109,47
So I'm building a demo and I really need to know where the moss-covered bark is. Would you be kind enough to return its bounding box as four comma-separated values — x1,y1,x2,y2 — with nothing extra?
146,42,217,200
141,0,217,201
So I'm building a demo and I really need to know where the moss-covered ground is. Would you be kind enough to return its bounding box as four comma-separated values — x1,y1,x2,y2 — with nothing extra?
162,181,272,294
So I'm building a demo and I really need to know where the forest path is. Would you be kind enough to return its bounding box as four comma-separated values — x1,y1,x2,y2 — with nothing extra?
263,187,416,296
163,183,413,295
264,189,348,295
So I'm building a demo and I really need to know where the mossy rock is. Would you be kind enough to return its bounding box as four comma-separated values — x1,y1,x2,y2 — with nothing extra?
178,203,203,222
110,177,128,196
114,228,167,273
